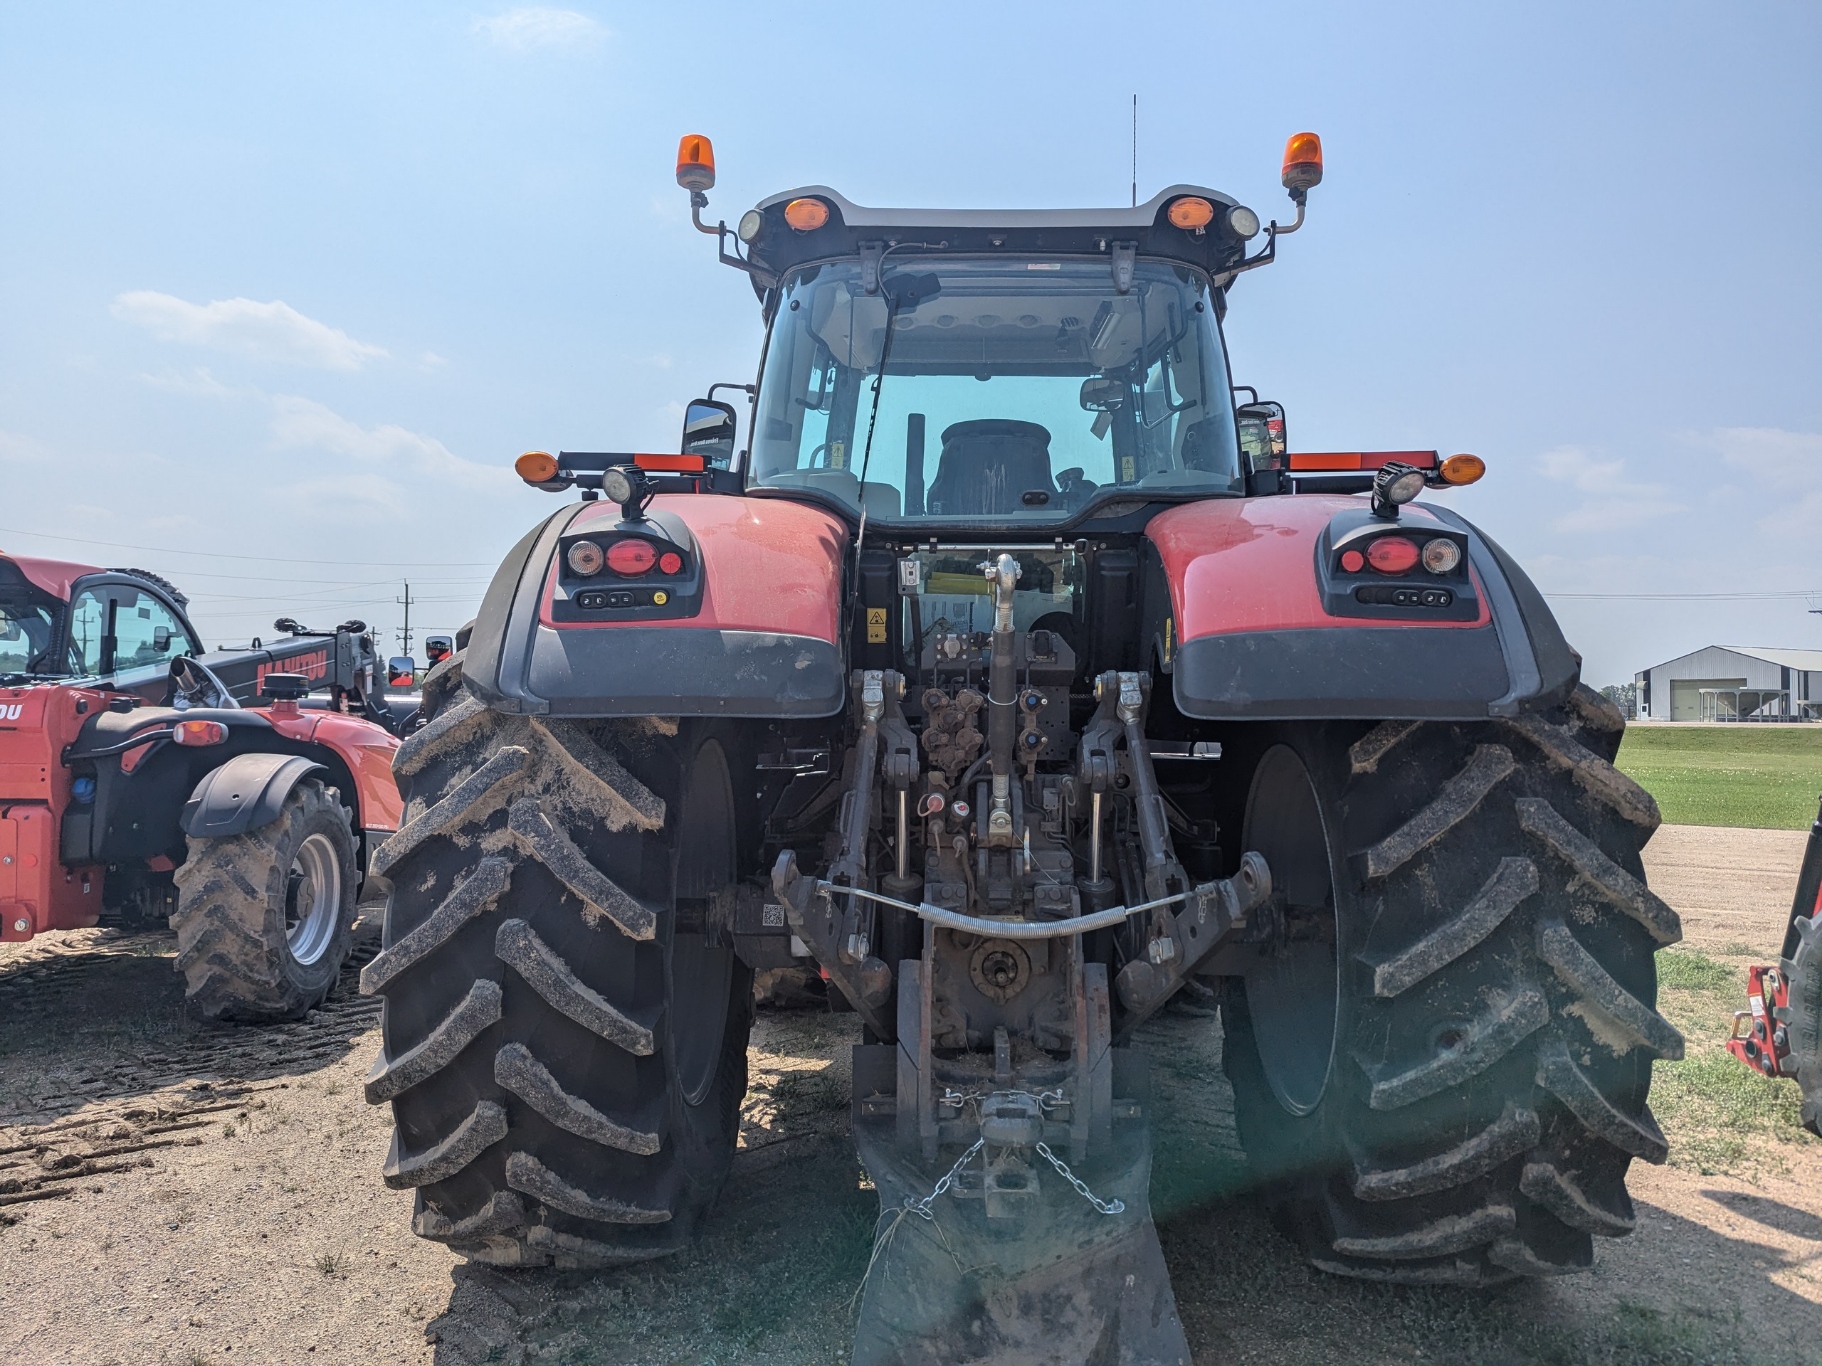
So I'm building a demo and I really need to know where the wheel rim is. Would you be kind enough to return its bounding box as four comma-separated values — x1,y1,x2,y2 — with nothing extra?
671,739,736,1108
1241,745,1340,1117
286,832,342,967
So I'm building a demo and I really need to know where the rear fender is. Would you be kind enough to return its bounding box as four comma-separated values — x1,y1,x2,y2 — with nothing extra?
1146,495,1577,721
464,493,850,718
182,752,328,840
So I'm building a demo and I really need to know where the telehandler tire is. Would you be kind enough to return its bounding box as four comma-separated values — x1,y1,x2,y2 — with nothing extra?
172,778,358,1021
1221,684,1682,1284
361,657,753,1268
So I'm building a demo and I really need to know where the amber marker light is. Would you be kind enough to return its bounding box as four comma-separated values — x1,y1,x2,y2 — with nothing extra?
174,719,228,746
516,451,559,484
1166,196,1216,230
1282,132,1324,192
1439,454,1486,486
675,134,716,191
784,197,830,232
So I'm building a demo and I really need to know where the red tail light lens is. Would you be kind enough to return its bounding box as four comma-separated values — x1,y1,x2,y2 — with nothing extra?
1366,536,1420,574
1339,549,1365,573
658,551,683,575
606,539,658,576
174,719,228,746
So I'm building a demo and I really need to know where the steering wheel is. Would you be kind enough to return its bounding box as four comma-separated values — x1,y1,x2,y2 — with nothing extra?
168,656,240,711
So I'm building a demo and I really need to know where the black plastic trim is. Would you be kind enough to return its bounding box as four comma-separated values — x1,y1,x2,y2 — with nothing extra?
522,626,845,718
1173,626,1511,721
182,753,327,839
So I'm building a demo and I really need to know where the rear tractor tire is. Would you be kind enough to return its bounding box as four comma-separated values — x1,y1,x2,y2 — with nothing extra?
1785,911,1822,1137
361,655,754,1269
1221,684,1683,1285
172,778,359,1022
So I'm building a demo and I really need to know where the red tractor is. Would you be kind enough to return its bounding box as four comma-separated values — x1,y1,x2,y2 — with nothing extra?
362,134,1681,1359
1728,796,1822,1136
0,552,405,1020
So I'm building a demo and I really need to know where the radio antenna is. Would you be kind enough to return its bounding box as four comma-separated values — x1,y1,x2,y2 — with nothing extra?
1131,95,1138,207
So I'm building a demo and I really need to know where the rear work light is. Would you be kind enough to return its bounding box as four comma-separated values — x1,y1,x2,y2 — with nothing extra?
1366,536,1420,574
174,719,228,746
606,539,658,576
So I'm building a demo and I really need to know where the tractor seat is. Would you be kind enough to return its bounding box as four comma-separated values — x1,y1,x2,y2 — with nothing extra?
925,420,1054,516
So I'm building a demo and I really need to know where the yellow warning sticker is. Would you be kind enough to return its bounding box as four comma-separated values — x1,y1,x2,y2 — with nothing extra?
1121,456,1135,483
1164,617,1174,664
866,607,887,643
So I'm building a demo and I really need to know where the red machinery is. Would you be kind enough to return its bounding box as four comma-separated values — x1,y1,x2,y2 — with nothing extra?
1728,797,1822,1135
1,551,405,1019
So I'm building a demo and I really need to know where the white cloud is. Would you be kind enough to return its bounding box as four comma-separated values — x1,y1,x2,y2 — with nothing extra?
472,7,605,52
1709,426,1822,541
0,429,49,464
1536,445,1685,533
112,292,389,371
268,396,504,490
138,367,237,398
270,474,412,524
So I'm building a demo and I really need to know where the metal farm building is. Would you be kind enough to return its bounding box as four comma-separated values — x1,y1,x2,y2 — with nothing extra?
1635,646,1822,722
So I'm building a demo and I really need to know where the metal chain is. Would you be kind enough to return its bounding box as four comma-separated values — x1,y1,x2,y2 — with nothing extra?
1035,1141,1126,1215
903,1139,984,1221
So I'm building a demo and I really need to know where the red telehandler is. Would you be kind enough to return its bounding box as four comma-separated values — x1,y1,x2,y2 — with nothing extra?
1728,796,1822,1135
0,552,407,1020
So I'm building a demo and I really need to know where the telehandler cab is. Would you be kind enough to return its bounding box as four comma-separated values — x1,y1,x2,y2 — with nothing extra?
364,133,1681,1361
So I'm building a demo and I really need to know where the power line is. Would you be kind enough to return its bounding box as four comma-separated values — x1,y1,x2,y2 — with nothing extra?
0,524,494,569
1544,589,1822,601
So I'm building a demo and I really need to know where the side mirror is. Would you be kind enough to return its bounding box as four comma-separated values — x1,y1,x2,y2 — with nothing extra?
152,626,172,652
388,657,416,689
424,634,454,664
1236,401,1288,470
1079,377,1125,413
682,399,738,469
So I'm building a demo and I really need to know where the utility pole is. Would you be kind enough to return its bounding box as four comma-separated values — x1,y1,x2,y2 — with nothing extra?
396,581,414,658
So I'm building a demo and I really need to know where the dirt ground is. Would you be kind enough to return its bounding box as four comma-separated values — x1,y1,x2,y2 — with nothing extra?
1,824,1817,1366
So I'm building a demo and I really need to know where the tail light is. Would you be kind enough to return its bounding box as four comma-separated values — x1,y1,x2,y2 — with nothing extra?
1365,537,1420,574
606,540,658,576
175,719,228,746
658,551,683,575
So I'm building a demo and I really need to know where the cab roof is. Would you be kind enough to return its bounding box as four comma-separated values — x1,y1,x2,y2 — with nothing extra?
738,184,1258,292
0,552,100,602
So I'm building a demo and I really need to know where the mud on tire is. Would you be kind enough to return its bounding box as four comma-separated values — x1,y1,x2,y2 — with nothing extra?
1221,683,1683,1284
172,778,358,1022
362,655,754,1269
1785,908,1822,1137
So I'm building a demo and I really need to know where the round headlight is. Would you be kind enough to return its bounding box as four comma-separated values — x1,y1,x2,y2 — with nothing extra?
1422,538,1462,574
567,540,604,576
737,209,764,244
1225,205,1261,240
601,466,636,505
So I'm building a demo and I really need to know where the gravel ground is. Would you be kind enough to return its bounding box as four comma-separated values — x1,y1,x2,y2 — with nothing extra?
0,823,1816,1365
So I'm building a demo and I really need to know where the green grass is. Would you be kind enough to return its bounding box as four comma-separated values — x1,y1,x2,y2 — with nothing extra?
1649,948,1818,1175
1615,726,1822,829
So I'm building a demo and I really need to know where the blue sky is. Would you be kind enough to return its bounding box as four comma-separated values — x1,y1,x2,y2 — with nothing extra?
1,2,1816,683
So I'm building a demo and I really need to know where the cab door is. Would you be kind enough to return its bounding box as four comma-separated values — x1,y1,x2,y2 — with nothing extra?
66,578,202,705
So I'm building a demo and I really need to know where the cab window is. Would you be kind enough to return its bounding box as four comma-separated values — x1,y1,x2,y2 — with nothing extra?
114,590,191,672
67,591,108,676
